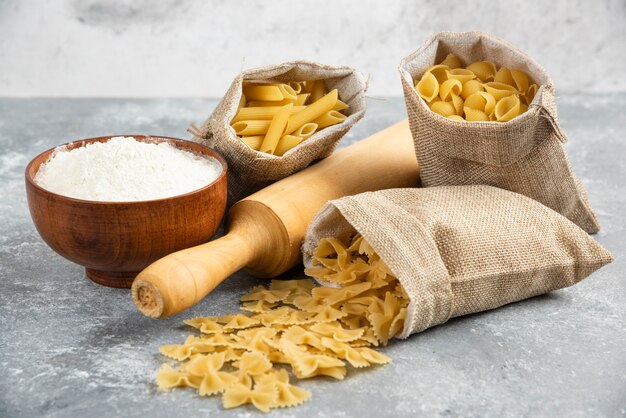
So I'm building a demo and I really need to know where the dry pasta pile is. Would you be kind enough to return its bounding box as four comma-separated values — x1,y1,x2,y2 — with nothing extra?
414,53,537,122
156,233,409,412
230,80,348,156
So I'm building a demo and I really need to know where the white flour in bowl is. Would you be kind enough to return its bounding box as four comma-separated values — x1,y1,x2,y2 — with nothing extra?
34,136,223,202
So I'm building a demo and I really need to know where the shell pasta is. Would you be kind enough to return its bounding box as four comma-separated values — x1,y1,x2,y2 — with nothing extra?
413,54,535,122
232,81,349,156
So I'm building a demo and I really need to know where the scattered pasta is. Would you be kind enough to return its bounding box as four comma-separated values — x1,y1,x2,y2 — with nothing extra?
231,81,349,156
156,233,408,412
414,53,536,122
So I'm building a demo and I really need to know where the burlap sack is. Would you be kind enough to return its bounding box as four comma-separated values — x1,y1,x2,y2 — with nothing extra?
190,61,367,204
399,31,600,233
302,186,613,339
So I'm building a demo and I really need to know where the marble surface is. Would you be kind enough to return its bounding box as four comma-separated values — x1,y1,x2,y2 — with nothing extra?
1,0,625,97
0,96,624,417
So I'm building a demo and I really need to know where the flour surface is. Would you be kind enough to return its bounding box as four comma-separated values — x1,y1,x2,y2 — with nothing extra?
34,137,223,201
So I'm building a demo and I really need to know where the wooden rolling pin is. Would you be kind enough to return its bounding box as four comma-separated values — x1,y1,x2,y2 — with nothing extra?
132,120,419,318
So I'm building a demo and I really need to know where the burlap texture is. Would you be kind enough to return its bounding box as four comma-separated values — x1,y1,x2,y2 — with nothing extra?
302,186,613,339
191,61,367,205
399,31,600,233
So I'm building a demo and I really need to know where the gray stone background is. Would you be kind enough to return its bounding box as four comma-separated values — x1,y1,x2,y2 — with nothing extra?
1,1,625,417
0,0,625,97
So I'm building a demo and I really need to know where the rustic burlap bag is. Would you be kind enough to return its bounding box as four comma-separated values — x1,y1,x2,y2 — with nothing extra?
302,186,613,338
190,61,367,204
399,31,600,233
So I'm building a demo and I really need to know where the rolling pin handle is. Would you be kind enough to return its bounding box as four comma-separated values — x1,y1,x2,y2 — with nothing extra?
131,120,418,318
131,231,252,318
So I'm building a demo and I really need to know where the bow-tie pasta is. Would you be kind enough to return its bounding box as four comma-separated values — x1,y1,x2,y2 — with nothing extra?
156,233,403,412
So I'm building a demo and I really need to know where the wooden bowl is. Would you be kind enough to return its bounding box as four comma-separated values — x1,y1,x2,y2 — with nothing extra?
25,135,228,289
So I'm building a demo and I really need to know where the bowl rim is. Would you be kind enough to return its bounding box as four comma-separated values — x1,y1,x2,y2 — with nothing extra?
25,134,228,205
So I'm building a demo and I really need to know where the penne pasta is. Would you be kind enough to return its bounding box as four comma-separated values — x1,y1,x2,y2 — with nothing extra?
301,80,315,94
242,85,284,101
295,94,310,106
273,83,298,101
234,80,348,154
313,110,347,129
259,104,293,155
309,80,327,103
285,89,338,135
292,123,318,139
248,100,290,107
288,81,303,94
232,106,305,123
332,100,349,112
274,135,304,156
247,93,308,107
232,120,271,136
241,135,264,150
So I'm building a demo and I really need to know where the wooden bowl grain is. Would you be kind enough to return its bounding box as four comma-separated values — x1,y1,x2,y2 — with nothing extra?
25,135,227,289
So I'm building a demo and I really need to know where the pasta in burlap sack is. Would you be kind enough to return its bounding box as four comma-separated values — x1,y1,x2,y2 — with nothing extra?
302,186,612,338
399,31,600,233
191,61,367,205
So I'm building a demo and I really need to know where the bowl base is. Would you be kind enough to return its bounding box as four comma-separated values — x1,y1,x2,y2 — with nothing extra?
86,268,138,288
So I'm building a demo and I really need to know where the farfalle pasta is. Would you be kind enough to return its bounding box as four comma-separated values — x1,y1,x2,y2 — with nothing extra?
414,54,535,122
156,186,610,412
303,186,612,338
155,232,402,413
